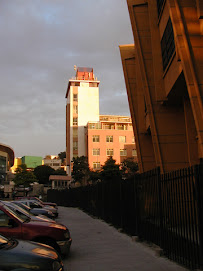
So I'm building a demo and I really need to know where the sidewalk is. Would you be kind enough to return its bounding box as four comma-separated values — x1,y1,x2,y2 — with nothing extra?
57,207,188,271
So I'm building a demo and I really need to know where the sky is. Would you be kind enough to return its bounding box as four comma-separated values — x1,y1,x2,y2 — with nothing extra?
0,0,134,158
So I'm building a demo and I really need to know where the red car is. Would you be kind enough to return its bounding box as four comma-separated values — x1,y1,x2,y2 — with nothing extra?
0,202,72,256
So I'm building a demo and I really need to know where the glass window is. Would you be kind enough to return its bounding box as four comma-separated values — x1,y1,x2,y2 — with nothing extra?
73,141,78,151
106,135,113,142
73,128,78,137
73,117,78,126
73,105,78,114
107,149,114,156
161,18,175,71
93,162,100,170
132,136,135,143
0,156,6,173
119,136,126,143
120,149,127,156
132,149,137,156
117,124,127,130
93,135,100,142
157,0,165,17
73,94,78,101
93,149,100,156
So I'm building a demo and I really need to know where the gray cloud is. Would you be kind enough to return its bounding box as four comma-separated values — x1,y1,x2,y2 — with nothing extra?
0,0,133,157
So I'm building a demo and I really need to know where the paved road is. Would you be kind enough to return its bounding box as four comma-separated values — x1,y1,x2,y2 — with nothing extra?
56,207,188,271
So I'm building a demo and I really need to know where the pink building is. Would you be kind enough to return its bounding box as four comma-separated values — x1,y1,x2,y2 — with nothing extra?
86,115,137,170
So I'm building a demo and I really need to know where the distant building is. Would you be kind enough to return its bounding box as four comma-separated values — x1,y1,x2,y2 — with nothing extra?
21,156,42,170
120,0,203,173
43,155,62,171
0,143,14,184
65,67,137,175
86,115,137,170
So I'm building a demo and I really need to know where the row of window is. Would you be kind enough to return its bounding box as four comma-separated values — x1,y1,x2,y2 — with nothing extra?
92,148,137,157
71,82,98,88
93,135,135,143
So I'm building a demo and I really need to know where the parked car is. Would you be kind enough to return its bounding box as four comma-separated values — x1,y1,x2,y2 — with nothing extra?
0,202,72,256
3,201,56,223
0,234,64,271
13,200,56,219
16,196,58,209
17,199,58,218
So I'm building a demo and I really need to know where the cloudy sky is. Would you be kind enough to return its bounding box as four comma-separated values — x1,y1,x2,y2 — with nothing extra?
0,0,134,158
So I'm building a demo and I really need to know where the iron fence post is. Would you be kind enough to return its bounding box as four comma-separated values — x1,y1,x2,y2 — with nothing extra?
194,162,203,269
157,167,163,248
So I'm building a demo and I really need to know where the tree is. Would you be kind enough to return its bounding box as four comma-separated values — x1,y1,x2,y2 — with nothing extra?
121,157,139,179
54,168,67,175
89,170,101,184
100,156,121,181
72,156,90,185
33,165,55,185
58,151,66,166
13,164,37,186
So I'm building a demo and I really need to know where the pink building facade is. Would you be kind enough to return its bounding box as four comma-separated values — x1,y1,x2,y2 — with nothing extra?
86,115,137,170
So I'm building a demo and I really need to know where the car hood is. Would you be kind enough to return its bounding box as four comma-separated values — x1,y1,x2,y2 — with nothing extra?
25,220,67,230
30,215,56,223
0,239,62,270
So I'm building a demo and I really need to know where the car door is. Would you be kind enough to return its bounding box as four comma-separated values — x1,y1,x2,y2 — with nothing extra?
0,209,22,239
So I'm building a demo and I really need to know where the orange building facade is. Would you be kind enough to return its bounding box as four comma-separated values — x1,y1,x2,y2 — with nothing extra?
120,0,203,173
86,115,137,170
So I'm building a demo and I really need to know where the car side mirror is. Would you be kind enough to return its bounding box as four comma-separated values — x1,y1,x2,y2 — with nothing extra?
8,219,18,228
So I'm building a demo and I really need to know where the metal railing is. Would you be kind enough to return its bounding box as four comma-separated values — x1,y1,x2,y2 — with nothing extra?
48,163,203,269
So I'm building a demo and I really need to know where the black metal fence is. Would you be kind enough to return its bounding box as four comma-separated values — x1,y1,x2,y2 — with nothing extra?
48,164,203,270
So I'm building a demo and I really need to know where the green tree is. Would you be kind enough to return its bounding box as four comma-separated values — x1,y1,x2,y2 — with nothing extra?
13,164,37,186
72,156,90,185
33,165,55,185
58,151,66,165
89,170,101,184
54,168,67,175
100,156,121,181
121,157,139,179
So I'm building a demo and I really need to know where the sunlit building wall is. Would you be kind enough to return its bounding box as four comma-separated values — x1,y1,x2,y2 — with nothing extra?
0,143,14,183
65,67,100,175
120,0,203,173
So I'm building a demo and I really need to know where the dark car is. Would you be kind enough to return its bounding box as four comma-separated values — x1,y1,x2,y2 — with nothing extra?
14,200,56,219
3,201,56,223
17,196,58,209
17,199,58,218
0,234,64,271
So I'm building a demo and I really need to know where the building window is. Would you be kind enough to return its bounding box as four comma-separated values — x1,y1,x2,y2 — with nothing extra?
132,136,135,143
157,0,165,17
73,105,78,114
93,148,100,156
119,136,126,143
93,162,100,170
73,141,78,151
93,135,100,142
73,117,78,126
117,124,127,130
103,124,114,129
89,123,101,129
161,18,175,71
132,149,137,156
73,128,78,137
73,94,78,101
107,149,114,156
106,135,113,142
120,149,127,156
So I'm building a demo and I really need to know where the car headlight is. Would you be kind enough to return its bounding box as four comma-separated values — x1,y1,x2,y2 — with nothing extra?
52,261,63,271
64,230,70,239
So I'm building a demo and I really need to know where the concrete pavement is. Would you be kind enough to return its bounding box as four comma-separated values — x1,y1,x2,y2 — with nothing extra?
56,206,188,271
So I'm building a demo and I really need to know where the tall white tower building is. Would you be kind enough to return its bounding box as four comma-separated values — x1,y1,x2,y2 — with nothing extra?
65,67,100,175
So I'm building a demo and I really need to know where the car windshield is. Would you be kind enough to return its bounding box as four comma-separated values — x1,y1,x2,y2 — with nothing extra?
3,205,27,223
11,202,31,216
